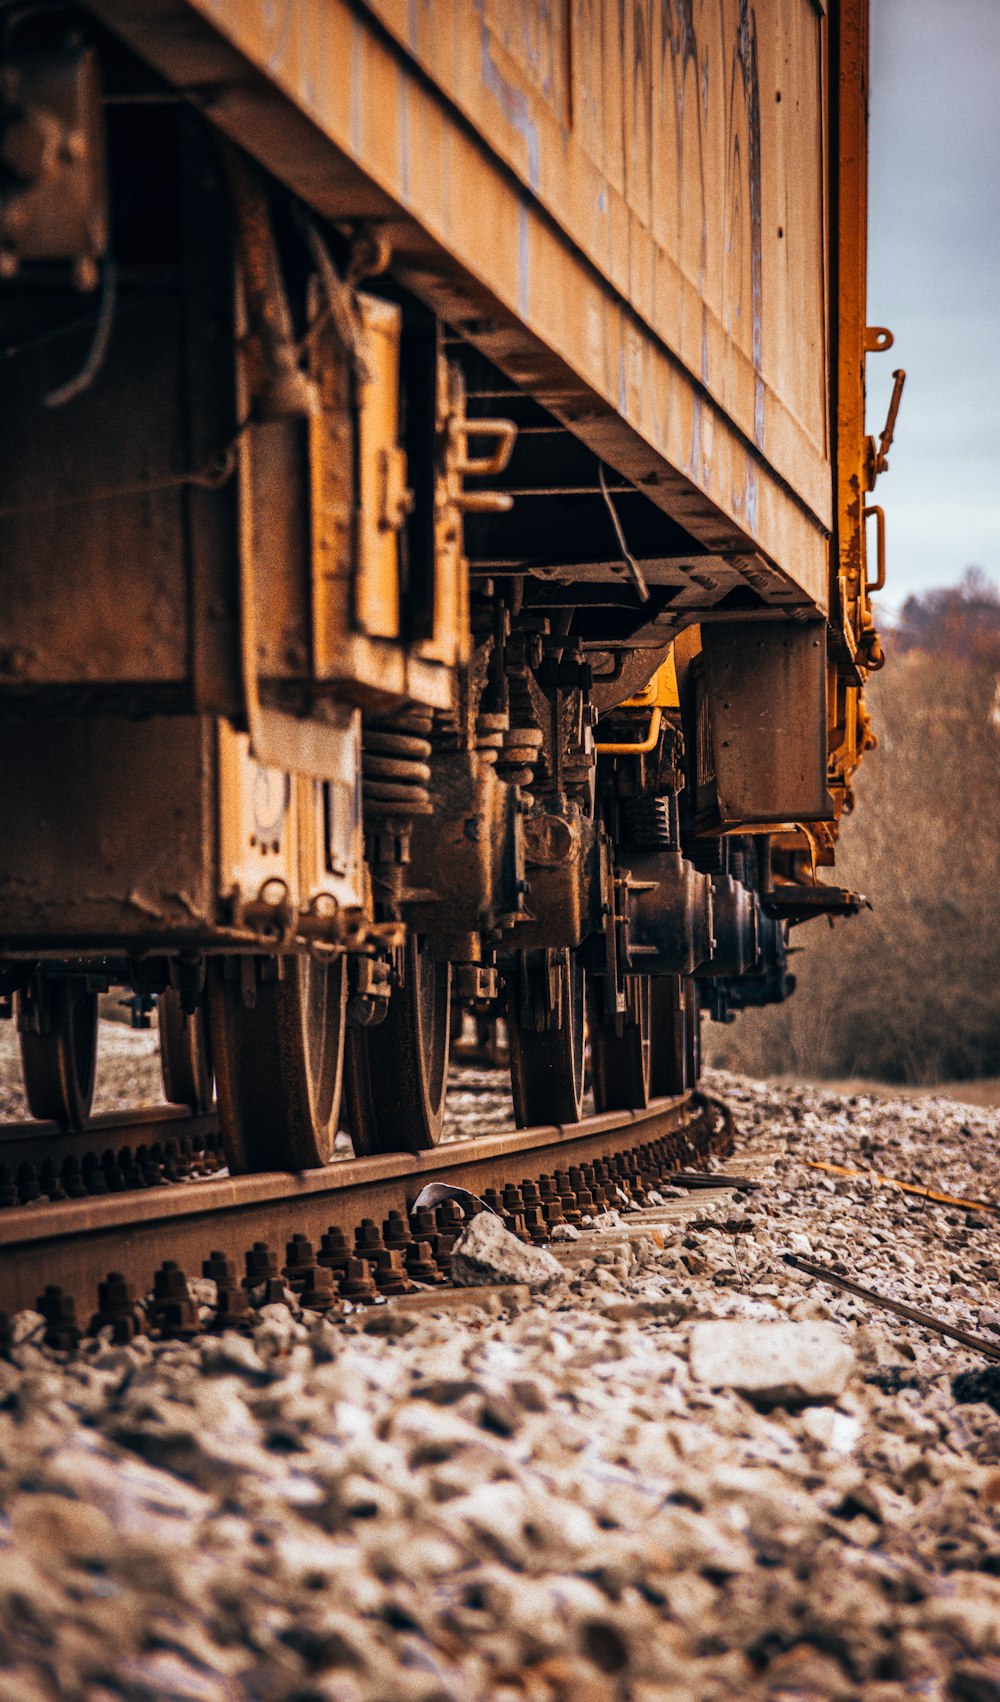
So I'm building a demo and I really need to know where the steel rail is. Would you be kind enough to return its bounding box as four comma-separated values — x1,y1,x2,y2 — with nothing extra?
0,1094,721,1318
0,1104,219,1171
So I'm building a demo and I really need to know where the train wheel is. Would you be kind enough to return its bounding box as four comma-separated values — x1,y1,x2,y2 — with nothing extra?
209,954,347,1173
158,988,214,1113
345,936,451,1154
17,973,99,1130
589,975,652,1112
648,974,688,1097
508,948,586,1128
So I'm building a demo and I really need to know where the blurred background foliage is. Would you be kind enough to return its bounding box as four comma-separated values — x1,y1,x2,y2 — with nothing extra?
708,570,1000,1085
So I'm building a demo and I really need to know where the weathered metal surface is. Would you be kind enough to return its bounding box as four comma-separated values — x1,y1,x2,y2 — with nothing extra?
697,620,833,826
0,1092,707,1316
0,715,365,951
0,1105,218,1173
0,44,108,286
86,0,854,612
0,717,217,949
0,294,194,689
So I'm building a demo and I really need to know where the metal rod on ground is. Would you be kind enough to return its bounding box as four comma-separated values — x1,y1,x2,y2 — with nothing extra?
782,1252,1000,1363
804,1158,998,1215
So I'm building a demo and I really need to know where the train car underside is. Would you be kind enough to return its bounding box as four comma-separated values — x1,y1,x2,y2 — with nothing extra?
0,6,876,1164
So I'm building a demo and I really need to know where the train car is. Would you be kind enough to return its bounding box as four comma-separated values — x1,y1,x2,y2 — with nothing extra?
0,0,899,1166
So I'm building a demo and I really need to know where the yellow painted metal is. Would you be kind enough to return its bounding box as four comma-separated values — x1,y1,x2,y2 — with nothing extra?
92,0,848,610
306,285,449,709
217,720,300,921
217,717,366,939
595,707,662,758
623,654,681,713
355,293,406,640
295,711,366,930
420,362,516,670
595,653,680,753
829,0,892,664
820,0,893,829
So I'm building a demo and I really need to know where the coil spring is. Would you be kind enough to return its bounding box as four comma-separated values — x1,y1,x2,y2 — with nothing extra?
497,725,544,789
623,795,673,852
687,835,724,875
474,711,507,767
474,711,543,791
361,709,434,818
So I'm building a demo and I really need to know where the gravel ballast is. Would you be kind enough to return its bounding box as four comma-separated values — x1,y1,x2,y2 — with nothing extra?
1,1069,999,1701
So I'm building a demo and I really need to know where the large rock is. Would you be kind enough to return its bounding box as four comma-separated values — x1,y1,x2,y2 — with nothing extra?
689,1319,855,1406
450,1211,563,1289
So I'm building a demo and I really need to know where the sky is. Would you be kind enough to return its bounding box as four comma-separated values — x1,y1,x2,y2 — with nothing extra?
866,0,1000,608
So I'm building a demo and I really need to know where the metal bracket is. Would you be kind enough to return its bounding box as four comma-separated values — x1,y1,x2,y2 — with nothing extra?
870,368,906,484
863,504,885,595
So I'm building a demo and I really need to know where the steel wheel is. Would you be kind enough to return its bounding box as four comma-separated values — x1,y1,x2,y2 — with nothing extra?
648,974,688,1097
158,987,214,1113
18,973,99,1130
344,936,451,1154
508,948,586,1128
209,953,347,1173
589,974,652,1112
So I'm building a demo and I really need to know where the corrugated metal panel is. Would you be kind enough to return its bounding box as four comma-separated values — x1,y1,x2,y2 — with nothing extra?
88,0,847,613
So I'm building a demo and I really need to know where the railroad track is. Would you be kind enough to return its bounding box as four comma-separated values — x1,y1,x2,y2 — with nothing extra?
0,1091,731,1334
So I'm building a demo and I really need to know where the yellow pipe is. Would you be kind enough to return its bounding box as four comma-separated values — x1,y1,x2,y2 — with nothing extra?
595,706,662,756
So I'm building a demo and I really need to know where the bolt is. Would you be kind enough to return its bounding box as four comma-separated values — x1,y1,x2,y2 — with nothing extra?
38,1158,66,1202
149,1261,200,1339
37,1284,81,1350
120,1154,147,1192
16,1162,40,1205
355,1218,384,1257
373,1247,413,1296
521,1204,548,1244
299,1263,340,1314
283,1233,318,1292
58,1156,84,1199
433,1200,465,1258
382,1209,412,1250
317,1226,350,1272
243,1241,287,1304
405,1240,443,1284
554,1171,582,1225
90,1272,145,1343
204,1251,253,1332
339,1256,377,1304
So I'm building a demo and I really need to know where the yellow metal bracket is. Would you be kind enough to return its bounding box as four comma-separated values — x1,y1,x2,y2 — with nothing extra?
594,653,678,754
863,504,885,594
596,706,662,756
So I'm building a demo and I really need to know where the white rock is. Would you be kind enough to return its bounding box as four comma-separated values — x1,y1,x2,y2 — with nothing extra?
591,1209,624,1231
9,1309,45,1346
801,1405,863,1454
450,1210,563,1288
688,1319,855,1405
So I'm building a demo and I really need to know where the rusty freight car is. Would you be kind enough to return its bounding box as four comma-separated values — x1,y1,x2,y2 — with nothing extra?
0,0,898,1163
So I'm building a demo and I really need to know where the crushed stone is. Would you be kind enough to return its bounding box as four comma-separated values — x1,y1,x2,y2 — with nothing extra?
0,1068,998,1700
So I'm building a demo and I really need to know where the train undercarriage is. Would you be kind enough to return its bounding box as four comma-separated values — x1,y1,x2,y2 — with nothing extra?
0,12,874,1167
